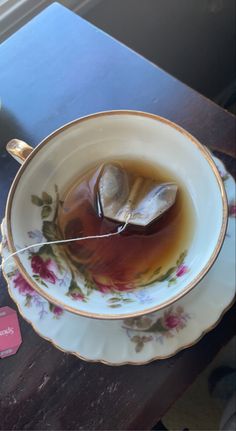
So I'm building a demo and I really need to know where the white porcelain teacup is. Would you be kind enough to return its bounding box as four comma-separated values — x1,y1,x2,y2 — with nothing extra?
5,111,227,319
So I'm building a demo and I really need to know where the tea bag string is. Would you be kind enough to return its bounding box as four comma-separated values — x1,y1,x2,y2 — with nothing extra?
0,214,131,272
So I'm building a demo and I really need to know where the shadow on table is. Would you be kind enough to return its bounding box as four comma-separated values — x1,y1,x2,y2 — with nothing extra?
0,107,32,150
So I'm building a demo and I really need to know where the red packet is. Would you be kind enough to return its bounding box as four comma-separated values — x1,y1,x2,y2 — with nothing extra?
0,307,22,358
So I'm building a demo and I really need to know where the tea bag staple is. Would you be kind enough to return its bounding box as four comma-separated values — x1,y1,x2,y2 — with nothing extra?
98,163,178,226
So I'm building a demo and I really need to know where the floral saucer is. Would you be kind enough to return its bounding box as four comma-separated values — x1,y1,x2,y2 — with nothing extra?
1,156,235,365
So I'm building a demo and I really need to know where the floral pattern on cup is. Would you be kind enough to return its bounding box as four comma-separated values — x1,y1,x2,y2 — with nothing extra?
29,186,190,303
143,251,189,288
9,270,64,319
31,255,58,285
93,276,135,294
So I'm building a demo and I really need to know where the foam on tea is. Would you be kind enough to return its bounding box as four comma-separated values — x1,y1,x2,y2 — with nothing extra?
58,159,195,288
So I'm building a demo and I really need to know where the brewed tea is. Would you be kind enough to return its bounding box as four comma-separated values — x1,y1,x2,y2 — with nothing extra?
58,159,194,288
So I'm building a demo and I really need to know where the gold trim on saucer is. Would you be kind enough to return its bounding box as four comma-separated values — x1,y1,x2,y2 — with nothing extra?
5,110,228,320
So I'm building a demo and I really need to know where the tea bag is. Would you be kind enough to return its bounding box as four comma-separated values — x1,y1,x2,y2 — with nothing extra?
97,163,178,227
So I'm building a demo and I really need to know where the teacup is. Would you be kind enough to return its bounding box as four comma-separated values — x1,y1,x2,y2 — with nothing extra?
5,111,227,319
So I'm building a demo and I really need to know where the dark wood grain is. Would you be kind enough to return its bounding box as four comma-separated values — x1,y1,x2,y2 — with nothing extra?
0,3,235,430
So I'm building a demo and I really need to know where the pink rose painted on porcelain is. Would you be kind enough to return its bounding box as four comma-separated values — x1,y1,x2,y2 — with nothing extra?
31,255,57,284
176,264,188,277
162,306,188,332
49,304,64,316
164,314,182,329
13,272,35,295
53,306,63,316
71,292,85,301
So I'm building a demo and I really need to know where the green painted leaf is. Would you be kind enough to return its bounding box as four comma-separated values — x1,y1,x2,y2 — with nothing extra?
176,250,187,267
157,267,176,282
68,279,83,294
38,244,65,273
38,244,55,257
69,259,86,274
39,279,47,287
152,266,162,276
41,205,52,219
25,294,32,307
144,319,166,333
135,318,152,329
7,270,17,278
42,221,59,241
135,341,144,353
31,195,43,206
32,274,48,287
135,268,151,278
138,266,162,285
109,303,121,308
68,279,78,292
84,277,96,293
168,277,177,286
42,191,53,204
222,173,229,182
123,298,133,303
131,336,141,343
109,297,121,303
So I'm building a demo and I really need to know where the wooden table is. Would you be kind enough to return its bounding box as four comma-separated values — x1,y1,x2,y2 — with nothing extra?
0,3,235,430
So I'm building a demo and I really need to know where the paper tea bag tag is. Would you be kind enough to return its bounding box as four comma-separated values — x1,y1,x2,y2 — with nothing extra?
0,306,22,359
98,164,178,226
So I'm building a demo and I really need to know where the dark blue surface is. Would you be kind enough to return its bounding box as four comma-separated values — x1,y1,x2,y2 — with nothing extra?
0,2,173,144
1,2,234,152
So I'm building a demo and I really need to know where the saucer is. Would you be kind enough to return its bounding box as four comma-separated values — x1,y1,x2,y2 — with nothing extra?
1,155,235,365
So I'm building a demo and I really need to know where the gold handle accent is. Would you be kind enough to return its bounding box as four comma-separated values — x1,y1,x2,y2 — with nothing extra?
6,139,33,165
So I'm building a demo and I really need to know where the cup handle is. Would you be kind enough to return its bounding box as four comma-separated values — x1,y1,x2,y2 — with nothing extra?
6,139,33,165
